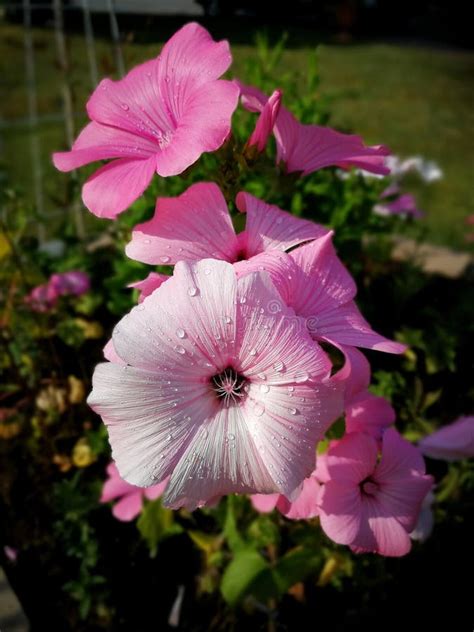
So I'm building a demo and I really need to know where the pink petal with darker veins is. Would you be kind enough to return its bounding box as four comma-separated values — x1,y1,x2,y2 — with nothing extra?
82,156,156,218
236,191,327,257
126,182,239,265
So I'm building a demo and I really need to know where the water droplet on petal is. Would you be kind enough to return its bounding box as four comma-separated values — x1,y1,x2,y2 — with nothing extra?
260,384,270,394
160,255,171,263
224,316,232,324
249,347,257,356
273,360,285,373
227,433,235,441
289,407,298,415
295,370,309,383
253,402,265,417
176,328,186,339
120,102,129,111
188,286,198,297
174,345,185,355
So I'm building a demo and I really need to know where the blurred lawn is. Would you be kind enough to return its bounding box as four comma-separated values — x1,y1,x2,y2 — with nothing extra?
1,20,473,249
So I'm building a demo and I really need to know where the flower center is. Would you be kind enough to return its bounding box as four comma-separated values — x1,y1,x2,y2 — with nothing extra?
361,478,379,496
211,367,247,407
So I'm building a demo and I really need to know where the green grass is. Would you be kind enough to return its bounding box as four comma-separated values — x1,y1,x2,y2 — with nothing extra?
1,20,473,249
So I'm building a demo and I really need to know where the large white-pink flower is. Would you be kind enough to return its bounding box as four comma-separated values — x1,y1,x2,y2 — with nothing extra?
88,259,343,510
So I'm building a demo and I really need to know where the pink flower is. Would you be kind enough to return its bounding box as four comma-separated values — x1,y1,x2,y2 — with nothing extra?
50,270,90,296
25,270,90,312
246,89,282,153
234,232,406,357
126,182,327,266
101,461,167,521
318,429,433,557
53,23,239,218
373,193,424,219
25,282,60,312
88,259,343,510
238,82,390,177
419,416,474,461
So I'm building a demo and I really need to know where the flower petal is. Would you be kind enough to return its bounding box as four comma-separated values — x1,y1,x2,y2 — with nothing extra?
128,272,169,303
82,156,156,218
52,121,157,172
318,480,362,545
345,393,396,439
236,191,327,257
281,475,320,520
155,80,239,177
250,493,280,513
326,432,379,484
247,89,282,152
126,182,239,265
112,491,144,522
419,416,474,461
312,300,407,354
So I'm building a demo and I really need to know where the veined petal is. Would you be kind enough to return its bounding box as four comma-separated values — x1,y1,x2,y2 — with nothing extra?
82,156,156,218
236,191,327,257
126,182,239,265
52,121,157,172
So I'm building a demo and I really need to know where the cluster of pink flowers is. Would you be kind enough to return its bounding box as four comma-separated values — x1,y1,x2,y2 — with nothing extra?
26,270,90,312
52,23,469,558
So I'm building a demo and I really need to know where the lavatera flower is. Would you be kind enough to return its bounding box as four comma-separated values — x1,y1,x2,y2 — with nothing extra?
53,23,239,218
88,260,343,510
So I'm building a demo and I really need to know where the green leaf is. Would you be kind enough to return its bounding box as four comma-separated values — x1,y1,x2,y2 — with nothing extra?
220,548,269,606
137,500,182,557
271,547,321,595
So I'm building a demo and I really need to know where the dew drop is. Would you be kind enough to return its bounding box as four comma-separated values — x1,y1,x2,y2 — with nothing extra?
273,360,285,372
249,347,257,356
120,102,129,111
174,345,186,355
224,316,232,324
176,328,186,339
160,255,171,263
253,402,265,417
188,286,198,297
259,384,270,394
294,370,309,383
289,407,298,415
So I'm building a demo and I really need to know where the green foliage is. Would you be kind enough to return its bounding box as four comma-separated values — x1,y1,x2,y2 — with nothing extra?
137,499,183,557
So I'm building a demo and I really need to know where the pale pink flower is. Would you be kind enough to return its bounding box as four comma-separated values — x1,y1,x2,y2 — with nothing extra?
419,416,474,461
126,182,327,265
88,259,343,510
238,82,390,176
234,232,406,357
53,23,239,218
246,89,282,153
101,461,167,521
318,429,433,557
